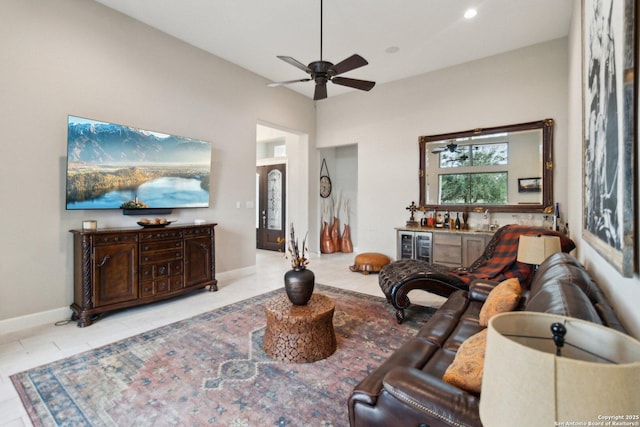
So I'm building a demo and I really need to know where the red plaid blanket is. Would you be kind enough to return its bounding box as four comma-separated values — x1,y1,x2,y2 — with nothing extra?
455,225,575,286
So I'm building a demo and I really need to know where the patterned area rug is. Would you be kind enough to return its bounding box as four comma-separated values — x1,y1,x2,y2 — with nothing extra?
11,285,435,427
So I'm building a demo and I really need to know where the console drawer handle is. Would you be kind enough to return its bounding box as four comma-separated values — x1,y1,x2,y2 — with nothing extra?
97,255,110,268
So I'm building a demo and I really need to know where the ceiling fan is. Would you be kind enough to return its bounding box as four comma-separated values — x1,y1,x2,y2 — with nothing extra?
431,141,460,154
267,0,376,100
447,153,469,162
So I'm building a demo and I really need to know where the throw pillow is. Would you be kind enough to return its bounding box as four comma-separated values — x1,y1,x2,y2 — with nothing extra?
442,329,488,394
479,277,522,327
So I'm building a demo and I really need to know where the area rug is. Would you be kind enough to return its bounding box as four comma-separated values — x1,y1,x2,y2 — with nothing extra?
11,284,436,427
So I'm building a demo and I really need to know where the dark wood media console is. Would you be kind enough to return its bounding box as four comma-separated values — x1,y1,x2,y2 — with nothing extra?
70,223,217,327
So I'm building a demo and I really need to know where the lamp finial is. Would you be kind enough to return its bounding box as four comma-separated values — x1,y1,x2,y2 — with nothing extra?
551,322,566,356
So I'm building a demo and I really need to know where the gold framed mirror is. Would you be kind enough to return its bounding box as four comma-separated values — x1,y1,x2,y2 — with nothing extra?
419,119,554,213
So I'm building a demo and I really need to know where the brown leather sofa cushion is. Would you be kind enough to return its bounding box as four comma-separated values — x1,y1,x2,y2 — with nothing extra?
525,253,602,323
526,278,601,322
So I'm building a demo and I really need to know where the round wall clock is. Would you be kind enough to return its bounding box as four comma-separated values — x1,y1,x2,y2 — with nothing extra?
320,175,332,198
320,158,332,198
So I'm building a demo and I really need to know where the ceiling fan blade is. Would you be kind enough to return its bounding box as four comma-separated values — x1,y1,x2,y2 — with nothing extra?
277,56,312,74
331,77,376,91
314,84,328,100
267,78,312,87
330,54,368,76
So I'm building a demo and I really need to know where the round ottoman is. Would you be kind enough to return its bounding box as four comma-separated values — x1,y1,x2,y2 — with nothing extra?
349,252,391,275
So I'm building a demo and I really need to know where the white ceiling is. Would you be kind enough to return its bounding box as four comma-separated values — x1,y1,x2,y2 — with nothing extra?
93,0,574,100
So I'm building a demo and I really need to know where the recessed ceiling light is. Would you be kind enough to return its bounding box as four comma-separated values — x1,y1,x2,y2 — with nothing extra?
385,46,400,54
464,8,477,19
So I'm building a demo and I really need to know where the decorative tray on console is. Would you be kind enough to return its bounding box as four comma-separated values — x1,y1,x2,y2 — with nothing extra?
137,221,175,228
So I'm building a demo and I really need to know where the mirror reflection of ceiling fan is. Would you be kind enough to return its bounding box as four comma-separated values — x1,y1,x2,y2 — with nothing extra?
431,141,479,157
267,0,376,101
431,141,460,154
447,153,469,162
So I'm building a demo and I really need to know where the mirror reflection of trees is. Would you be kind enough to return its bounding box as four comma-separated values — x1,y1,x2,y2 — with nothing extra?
440,173,508,204
438,143,509,204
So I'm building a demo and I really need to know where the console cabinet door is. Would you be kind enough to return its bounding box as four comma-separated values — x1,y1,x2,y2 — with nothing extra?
93,243,138,307
432,233,462,268
184,236,212,287
462,235,489,266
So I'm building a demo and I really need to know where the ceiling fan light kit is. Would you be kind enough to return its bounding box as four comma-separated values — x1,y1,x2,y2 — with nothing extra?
268,0,376,100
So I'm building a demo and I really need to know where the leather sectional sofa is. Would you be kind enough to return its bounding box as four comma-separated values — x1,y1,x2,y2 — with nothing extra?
348,252,628,427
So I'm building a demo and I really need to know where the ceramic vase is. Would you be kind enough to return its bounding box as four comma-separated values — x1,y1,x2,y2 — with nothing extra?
320,221,335,253
341,224,353,253
330,217,341,252
284,268,315,305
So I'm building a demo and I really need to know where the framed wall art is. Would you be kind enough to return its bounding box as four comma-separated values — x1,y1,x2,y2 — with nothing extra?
582,0,637,277
518,177,542,193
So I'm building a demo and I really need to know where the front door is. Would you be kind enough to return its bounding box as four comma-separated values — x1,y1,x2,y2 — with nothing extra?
256,164,286,251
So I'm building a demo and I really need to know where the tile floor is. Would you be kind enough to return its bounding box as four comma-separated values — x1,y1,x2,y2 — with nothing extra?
0,250,445,426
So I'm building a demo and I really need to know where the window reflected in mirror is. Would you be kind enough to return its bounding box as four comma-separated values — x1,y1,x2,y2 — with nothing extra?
439,172,508,204
439,142,508,168
438,142,509,204
419,119,554,213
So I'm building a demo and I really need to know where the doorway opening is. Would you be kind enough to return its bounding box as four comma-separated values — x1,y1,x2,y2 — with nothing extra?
256,123,309,254
317,144,358,253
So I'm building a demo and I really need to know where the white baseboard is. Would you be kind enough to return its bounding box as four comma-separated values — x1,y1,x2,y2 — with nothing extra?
0,307,73,335
0,265,257,335
215,265,256,282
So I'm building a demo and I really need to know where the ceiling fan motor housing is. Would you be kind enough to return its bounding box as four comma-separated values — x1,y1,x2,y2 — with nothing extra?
310,60,335,84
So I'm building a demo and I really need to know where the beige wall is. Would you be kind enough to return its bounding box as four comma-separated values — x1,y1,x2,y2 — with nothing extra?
0,0,315,322
316,38,569,258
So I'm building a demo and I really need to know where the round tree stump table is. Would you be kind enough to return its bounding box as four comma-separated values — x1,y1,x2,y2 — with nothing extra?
263,293,337,363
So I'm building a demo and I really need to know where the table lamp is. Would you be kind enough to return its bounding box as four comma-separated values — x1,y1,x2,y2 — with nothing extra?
480,312,640,427
516,234,561,271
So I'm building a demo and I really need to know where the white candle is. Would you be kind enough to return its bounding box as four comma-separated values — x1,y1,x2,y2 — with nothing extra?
82,220,97,230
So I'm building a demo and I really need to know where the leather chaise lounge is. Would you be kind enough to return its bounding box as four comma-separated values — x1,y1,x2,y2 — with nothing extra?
348,251,627,427
379,224,575,323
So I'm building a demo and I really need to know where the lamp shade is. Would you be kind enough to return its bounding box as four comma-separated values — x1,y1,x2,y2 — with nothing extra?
480,312,640,427
516,234,561,265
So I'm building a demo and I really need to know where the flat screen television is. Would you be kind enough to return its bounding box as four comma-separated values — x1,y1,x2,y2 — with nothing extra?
65,116,212,211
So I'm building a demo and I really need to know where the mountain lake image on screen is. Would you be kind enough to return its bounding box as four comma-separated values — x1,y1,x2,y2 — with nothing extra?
65,116,212,210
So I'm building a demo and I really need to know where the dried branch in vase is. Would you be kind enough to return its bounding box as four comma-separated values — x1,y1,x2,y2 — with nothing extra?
343,199,351,226
333,190,342,219
287,223,309,270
